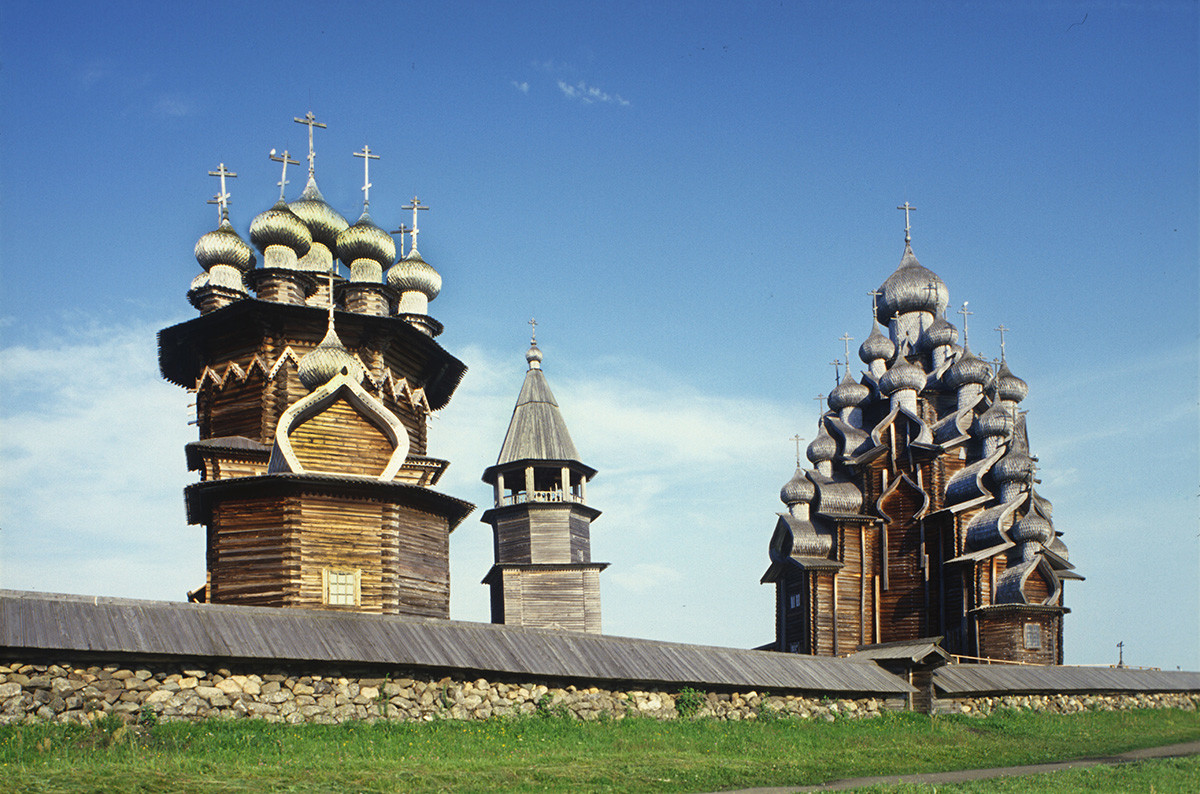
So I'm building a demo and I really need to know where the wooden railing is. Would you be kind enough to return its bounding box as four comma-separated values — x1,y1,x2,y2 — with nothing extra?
500,490,584,506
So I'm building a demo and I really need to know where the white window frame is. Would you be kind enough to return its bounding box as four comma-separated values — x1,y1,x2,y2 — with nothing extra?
323,568,361,607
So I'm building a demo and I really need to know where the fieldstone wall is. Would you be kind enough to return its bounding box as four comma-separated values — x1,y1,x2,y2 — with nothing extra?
945,692,1200,716
0,660,896,726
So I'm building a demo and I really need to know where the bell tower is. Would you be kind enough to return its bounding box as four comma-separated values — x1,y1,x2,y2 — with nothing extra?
481,328,607,633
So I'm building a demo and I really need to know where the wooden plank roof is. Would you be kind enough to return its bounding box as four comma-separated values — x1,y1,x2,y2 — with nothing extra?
0,591,911,695
933,663,1200,696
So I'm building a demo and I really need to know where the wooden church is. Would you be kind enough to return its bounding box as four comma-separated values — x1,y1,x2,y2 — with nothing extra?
763,207,1082,665
158,115,473,617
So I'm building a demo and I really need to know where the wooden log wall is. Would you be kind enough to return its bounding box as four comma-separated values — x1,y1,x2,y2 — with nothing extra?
878,478,926,643
290,397,393,477
569,513,593,563
393,505,451,619
977,612,1060,666
296,496,388,613
209,497,292,607
837,525,865,651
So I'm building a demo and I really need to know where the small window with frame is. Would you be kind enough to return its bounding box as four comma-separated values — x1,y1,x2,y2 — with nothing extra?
1023,622,1042,650
323,568,361,607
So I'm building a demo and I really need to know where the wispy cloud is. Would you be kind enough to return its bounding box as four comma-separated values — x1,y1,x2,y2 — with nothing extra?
556,79,630,106
153,95,193,118
511,80,529,94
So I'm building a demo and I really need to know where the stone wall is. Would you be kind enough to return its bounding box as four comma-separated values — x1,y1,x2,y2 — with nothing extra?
942,692,1200,716
0,661,898,726
4,660,1196,726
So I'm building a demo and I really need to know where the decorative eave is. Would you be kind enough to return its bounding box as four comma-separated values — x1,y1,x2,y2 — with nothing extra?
969,603,1069,616
482,562,610,585
158,298,466,410
482,457,598,486
184,436,270,471
184,473,475,530
480,500,602,525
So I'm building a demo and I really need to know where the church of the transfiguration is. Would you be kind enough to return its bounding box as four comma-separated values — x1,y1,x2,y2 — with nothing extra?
159,114,474,617
763,207,1081,664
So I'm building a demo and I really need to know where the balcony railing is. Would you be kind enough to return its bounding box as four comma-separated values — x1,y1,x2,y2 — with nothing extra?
500,490,584,506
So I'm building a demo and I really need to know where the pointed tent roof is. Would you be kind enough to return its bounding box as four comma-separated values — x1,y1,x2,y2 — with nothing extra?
485,344,595,483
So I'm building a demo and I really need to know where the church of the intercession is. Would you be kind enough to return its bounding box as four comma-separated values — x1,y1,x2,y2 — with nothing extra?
763,208,1082,665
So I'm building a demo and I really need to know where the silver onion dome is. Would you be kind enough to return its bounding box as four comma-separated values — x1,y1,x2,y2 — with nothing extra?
195,218,255,272
250,199,313,257
945,346,991,388
876,244,949,323
806,425,837,464
973,400,1013,438
879,359,926,395
189,272,210,290
297,326,364,391
921,315,959,350
859,323,896,363
993,361,1029,403
289,176,349,250
525,342,543,367
386,249,442,299
992,445,1034,483
828,372,870,411
337,211,396,271
1010,512,1053,545
780,467,815,505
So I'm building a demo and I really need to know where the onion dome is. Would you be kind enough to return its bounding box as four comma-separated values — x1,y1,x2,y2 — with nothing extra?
920,315,958,350
973,400,1013,438
780,467,816,506
337,211,396,273
806,425,837,465
993,361,1029,403
828,372,870,411
189,272,210,290
992,445,1034,483
525,342,544,368
288,176,349,250
945,346,991,388
879,359,926,396
876,244,949,323
194,217,255,272
1010,512,1053,545
859,323,896,364
250,199,313,257
297,325,364,391
386,248,442,299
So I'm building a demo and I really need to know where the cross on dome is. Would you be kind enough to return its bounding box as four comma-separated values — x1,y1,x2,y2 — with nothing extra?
958,301,973,345
897,201,916,244
390,223,411,258
354,145,379,209
791,434,804,467
867,289,882,322
293,111,327,177
839,333,854,368
995,324,1010,360
402,196,429,251
528,317,538,345
830,359,842,383
269,149,299,201
206,163,237,221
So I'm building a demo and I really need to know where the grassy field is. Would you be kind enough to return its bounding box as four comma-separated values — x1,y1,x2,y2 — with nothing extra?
0,707,1196,793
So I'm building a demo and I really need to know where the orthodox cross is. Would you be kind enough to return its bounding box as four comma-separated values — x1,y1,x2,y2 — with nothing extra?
206,163,236,221
813,393,826,414
270,149,299,201
402,196,429,250
293,111,326,177
829,358,842,383
867,289,882,322
1117,641,1125,667
897,201,916,244
838,333,854,370
326,268,336,330
528,317,538,345
353,145,379,209
995,324,1009,360
390,223,411,258
957,301,973,345
791,434,804,467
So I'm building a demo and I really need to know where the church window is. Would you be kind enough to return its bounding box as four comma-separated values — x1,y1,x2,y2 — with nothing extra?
789,593,803,609
1023,623,1042,650
323,569,360,607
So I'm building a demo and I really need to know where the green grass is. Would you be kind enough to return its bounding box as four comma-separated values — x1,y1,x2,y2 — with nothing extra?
0,708,1196,793
854,755,1200,792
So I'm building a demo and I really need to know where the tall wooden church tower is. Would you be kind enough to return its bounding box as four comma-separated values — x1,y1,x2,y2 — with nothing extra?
763,206,1081,664
480,331,607,633
159,115,472,617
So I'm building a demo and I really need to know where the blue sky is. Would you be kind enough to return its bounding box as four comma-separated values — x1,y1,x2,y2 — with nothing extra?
2,1,1196,669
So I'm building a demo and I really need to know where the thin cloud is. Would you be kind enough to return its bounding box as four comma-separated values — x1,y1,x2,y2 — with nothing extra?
511,80,530,94
556,80,630,106
153,95,193,118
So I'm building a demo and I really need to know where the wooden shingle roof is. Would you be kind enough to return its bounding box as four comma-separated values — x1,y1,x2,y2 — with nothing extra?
0,591,912,695
933,663,1200,696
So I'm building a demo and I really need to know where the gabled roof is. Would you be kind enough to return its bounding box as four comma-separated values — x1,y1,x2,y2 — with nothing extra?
495,367,581,467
